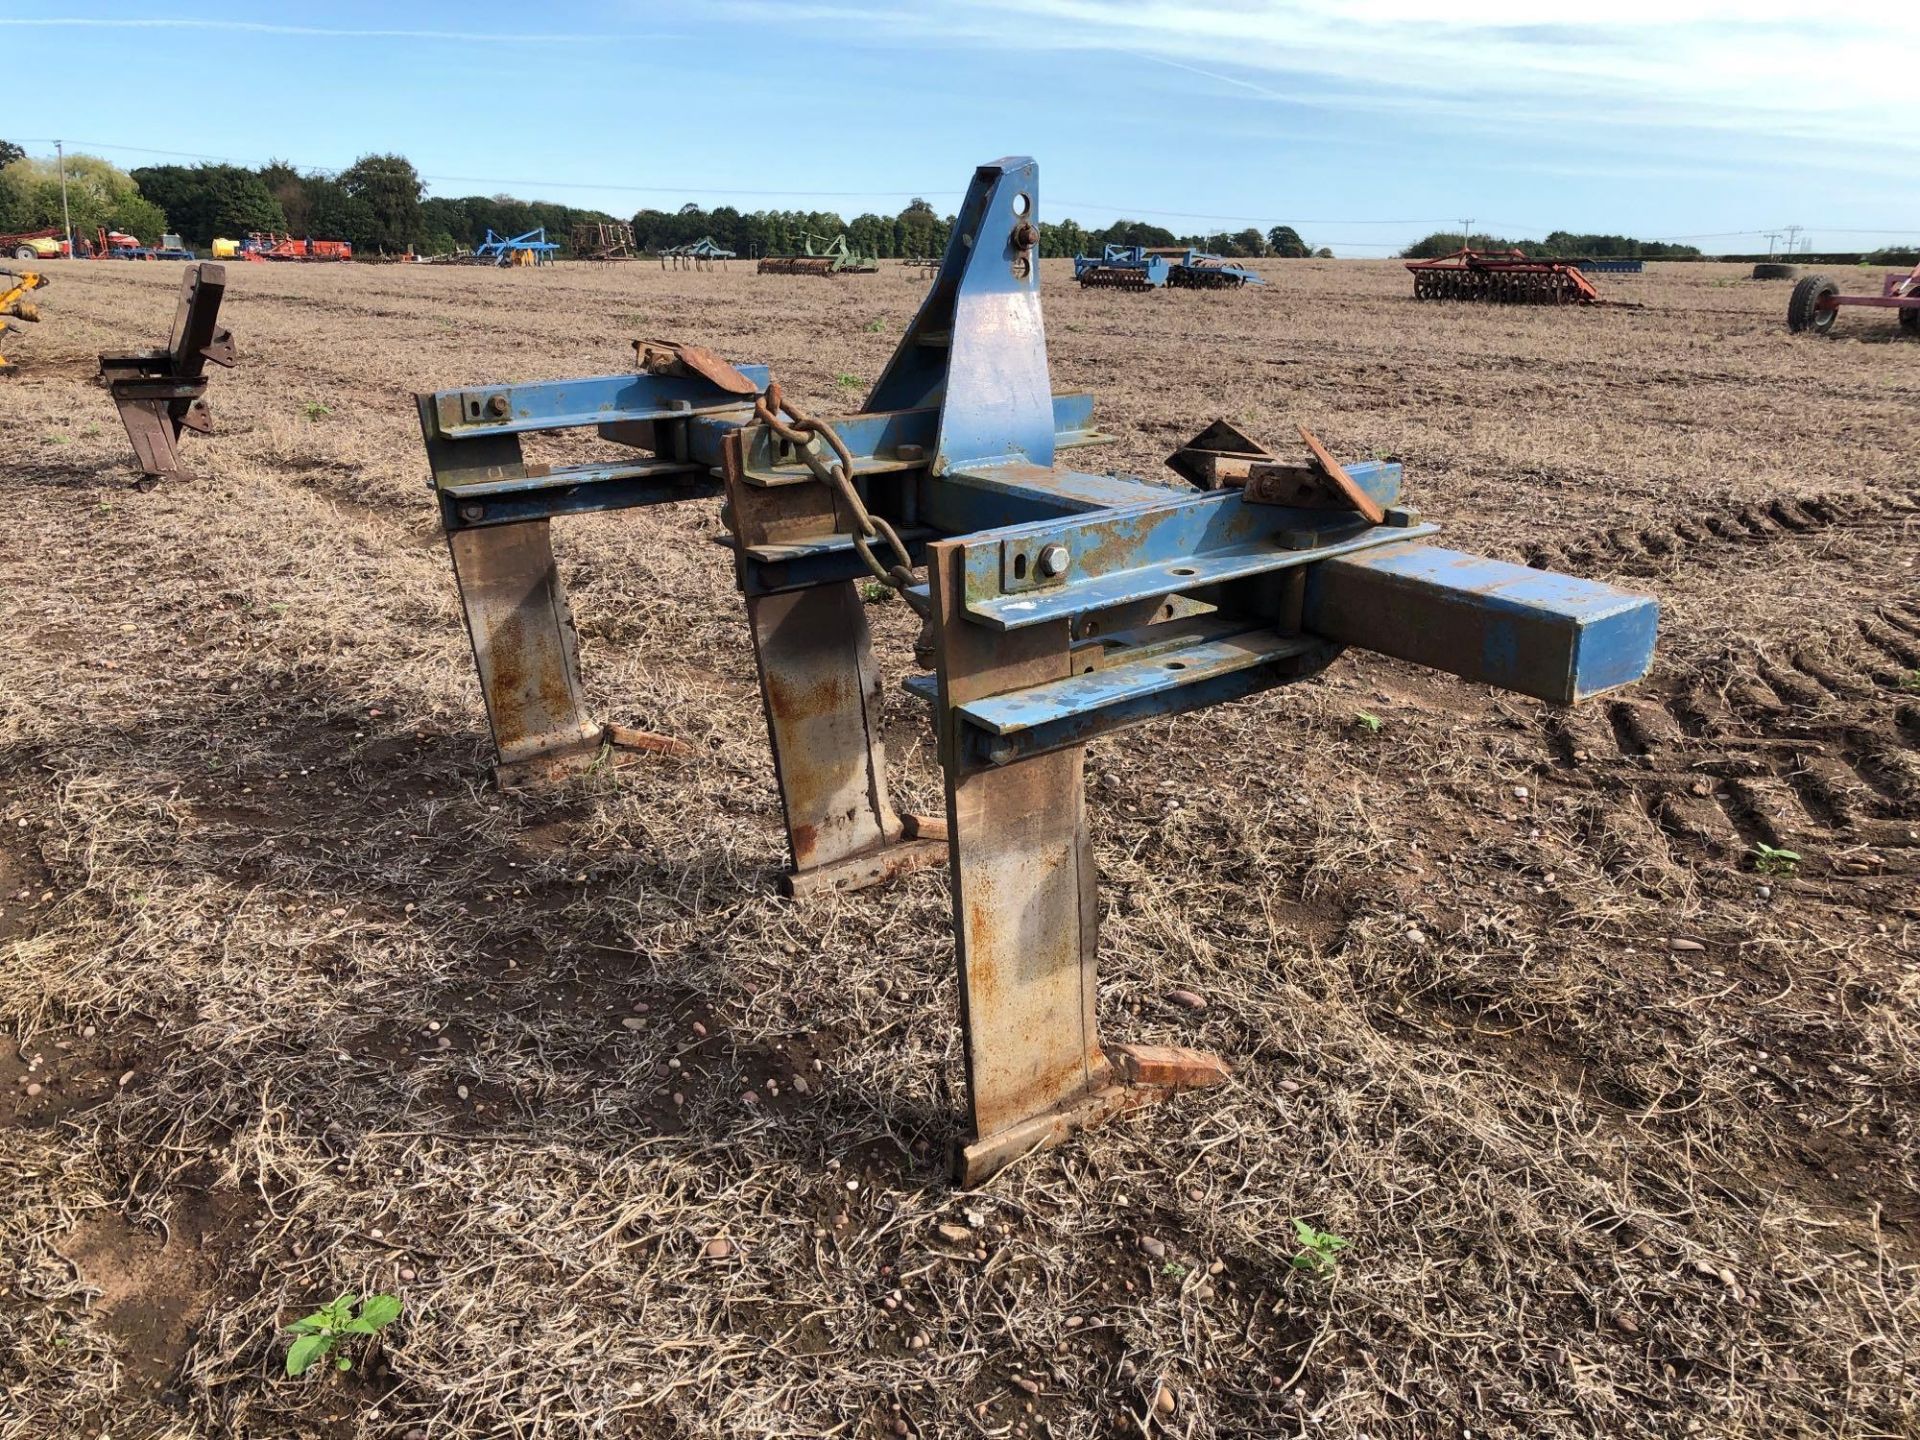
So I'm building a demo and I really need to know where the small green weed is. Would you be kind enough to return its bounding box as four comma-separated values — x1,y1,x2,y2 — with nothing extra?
1290,1219,1350,1277
303,402,331,422
1352,710,1383,734
47,433,69,445
1160,1260,1190,1282
863,317,885,333
836,373,863,390
861,581,895,605
283,1292,400,1377
84,422,102,437
1750,842,1801,877
1898,670,1920,694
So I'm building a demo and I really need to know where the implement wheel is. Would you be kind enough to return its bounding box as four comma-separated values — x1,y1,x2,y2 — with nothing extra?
1786,275,1839,335
1900,303,1919,335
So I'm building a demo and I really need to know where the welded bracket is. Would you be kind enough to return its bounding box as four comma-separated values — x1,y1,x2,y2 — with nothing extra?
97,263,235,487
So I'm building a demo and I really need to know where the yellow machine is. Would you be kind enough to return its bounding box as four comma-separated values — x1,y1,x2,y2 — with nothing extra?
0,269,47,372
211,237,241,259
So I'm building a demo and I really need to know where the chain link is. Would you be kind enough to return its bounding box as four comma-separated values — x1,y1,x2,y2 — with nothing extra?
753,381,929,618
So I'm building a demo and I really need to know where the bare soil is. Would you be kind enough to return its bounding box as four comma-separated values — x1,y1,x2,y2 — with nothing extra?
0,257,1915,1439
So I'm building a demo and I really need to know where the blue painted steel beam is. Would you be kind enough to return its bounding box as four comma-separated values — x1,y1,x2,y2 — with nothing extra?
945,462,1418,630
423,368,770,441
920,461,1185,533
439,465,721,531
1302,543,1658,704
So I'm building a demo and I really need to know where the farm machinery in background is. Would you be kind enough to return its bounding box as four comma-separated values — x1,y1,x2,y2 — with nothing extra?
0,269,48,371
413,156,1657,1183
473,228,560,267
1787,264,1920,337
757,232,878,276
1073,244,1263,291
660,237,736,270
1,228,70,261
574,221,637,261
220,233,354,262
1407,248,1606,304
86,227,195,261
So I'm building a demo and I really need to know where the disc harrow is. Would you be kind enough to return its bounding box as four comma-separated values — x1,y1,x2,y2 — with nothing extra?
1407,248,1602,305
1076,265,1156,291
1073,244,1261,292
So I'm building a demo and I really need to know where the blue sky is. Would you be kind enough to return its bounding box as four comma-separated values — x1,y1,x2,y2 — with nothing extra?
6,2,1919,254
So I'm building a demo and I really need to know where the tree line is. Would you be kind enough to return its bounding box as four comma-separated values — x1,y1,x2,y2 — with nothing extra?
1400,230,1703,260
630,205,1330,261
0,144,1337,260
14,144,1782,266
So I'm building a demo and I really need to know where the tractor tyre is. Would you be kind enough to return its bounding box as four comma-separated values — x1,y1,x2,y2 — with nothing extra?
1751,262,1797,280
1786,275,1840,335
1900,304,1920,335
11,246,36,260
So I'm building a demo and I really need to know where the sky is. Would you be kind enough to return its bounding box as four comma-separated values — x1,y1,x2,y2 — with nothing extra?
6,1,1920,255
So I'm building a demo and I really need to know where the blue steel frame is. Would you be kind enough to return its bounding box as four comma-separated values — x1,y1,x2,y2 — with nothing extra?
416,156,1658,1181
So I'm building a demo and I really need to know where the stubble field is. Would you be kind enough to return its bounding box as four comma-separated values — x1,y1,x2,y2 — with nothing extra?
1,255,1916,1439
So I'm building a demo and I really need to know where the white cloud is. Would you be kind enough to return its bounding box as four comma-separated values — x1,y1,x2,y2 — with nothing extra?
720,1,1920,159
0,17,637,43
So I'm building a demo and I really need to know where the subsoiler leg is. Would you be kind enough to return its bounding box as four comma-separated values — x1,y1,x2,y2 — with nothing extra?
744,581,946,895
721,431,942,895
927,540,1229,1183
447,520,604,789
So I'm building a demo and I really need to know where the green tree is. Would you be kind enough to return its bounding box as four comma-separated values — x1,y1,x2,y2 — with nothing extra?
131,164,284,246
303,178,376,247
896,197,940,259
338,153,424,253
1267,225,1309,258
0,153,163,242
0,141,24,169
1097,219,1178,248
1040,217,1086,259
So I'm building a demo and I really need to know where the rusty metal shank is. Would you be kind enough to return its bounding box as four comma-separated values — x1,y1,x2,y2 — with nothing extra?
97,262,234,485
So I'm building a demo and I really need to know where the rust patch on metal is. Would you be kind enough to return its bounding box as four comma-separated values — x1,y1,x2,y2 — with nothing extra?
605,724,695,758
1108,1043,1232,1090
632,338,759,395
782,836,946,898
1296,425,1386,525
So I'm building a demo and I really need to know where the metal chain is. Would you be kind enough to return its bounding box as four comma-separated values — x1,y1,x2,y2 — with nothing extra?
753,381,929,618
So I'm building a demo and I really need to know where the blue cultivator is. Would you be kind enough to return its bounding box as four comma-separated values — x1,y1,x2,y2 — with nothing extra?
416,158,1656,1181
471,228,560,266
1074,242,1263,290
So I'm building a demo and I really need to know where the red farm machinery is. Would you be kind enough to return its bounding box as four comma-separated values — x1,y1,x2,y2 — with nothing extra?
1786,264,1920,338
1407,248,1603,305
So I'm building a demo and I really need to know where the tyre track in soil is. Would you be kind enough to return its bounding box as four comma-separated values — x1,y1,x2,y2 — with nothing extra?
1512,485,1920,915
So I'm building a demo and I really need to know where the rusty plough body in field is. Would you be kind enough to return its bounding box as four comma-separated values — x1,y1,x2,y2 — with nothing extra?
416,157,1659,1181
98,263,237,486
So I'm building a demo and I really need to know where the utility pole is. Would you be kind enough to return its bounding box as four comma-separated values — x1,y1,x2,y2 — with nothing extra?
1459,217,1475,251
1762,231,1782,259
56,139,73,257
1783,224,1804,256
